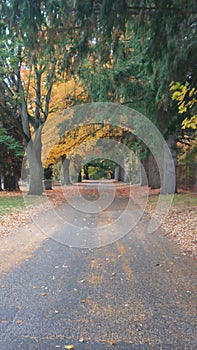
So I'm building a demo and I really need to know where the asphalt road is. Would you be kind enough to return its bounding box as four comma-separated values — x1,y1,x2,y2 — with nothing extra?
0,194,196,349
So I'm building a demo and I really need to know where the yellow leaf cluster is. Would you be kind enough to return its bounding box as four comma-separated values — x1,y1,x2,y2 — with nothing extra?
21,63,88,127
182,115,197,130
42,121,124,167
170,81,197,130
49,78,88,115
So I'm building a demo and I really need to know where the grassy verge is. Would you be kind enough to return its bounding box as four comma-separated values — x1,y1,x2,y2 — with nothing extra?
0,195,25,217
0,191,196,218
148,192,197,210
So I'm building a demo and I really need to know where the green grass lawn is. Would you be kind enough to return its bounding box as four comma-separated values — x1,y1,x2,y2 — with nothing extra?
0,195,25,216
172,193,197,208
148,192,197,209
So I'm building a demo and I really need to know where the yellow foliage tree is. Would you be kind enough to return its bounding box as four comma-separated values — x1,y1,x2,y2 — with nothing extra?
170,81,197,167
21,64,88,125
170,81,197,129
49,78,88,114
43,121,125,168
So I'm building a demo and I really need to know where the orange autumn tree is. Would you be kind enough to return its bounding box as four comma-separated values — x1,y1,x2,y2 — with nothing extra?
41,77,88,184
49,78,88,113
21,65,88,123
42,113,135,184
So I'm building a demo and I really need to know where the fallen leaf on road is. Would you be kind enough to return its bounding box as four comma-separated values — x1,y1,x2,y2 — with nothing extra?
79,337,84,343
64,345,74,349
16,320,23,325
41,292,47,296
110,341,115,346
1,320,8,324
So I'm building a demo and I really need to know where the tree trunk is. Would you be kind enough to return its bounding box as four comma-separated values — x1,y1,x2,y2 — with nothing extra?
160,134,177,194
74,158,82,183
44,166,53,190
83,164,89,180
114,166,119,181
119,165,126,182
61,155,71,185
139,160,148,186
148,154,160,189
141,154,160,189
28,157,43,195
43,179,53,190
4,175,19,190
19,78,44,195
27,130,43,195
114,164,127,182
78,170,82,183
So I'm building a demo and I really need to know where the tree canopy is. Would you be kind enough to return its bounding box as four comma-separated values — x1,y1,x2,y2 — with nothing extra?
0,0,196,192
0,0,80,193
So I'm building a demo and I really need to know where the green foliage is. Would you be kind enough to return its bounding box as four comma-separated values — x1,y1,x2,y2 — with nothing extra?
0,124,23,156
77,0,196,137
0,122,23,174
86,158,117,180
0,0,77,138
0,0,196,189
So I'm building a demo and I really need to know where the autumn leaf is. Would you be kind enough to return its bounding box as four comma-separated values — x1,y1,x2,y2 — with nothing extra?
1,320,8,324
110,341,115,346
16,320,23,325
